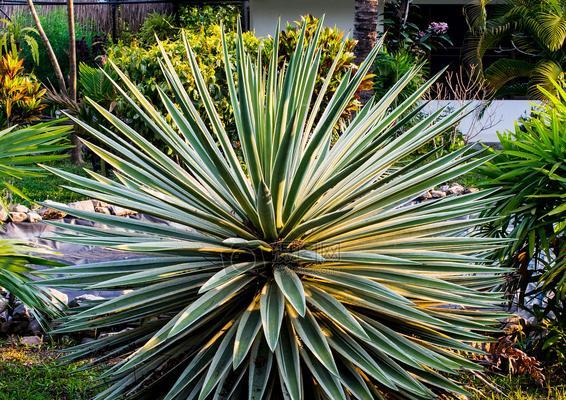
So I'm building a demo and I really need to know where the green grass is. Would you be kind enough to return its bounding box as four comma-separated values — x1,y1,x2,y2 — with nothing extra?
0,341,104,400
13,161,91,207
465,371,566,400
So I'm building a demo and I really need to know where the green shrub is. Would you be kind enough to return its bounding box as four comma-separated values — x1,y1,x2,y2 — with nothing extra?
42,22,504,400
107,18,371,148
479,81,565,321
14,8,99,86
178,4,240,31
374,48,426,103
138,12,178,44
107,25,260,145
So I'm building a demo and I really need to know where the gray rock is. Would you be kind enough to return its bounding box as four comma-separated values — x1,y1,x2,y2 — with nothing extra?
0,297,8,314
109,205,136,217
20,335,42,346
13,303,31,320
28,319,43,335
69,200,96,213
38,206,67,220
0,207,8,222
91,200,108,208
27,211,42,223
80,337,97,345
47,288,68,306
439,185,450,192
9,212,28,223
430,190,447,199
10,204,29,213
448,184,465,195
0,320,12,334
69,294,105,308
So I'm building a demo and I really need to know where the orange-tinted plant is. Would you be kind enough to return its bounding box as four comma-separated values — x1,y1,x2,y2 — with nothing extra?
0,51,46,127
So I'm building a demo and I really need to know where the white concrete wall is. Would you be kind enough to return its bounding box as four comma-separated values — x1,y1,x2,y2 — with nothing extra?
423,100,538,143
249,0,354,38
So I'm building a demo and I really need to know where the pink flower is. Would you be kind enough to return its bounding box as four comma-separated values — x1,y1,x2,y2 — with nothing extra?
428,22,448,35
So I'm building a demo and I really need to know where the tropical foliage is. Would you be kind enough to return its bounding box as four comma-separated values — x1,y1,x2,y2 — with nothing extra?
465,0,566,98
0,120,70,321
0,52,46,128
0,16,40,64
264,16,373,123
480,81,566,320
37,22,507,399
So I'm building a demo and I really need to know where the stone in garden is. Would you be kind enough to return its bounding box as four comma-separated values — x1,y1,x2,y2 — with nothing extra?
27,211,42,223
69,294,105,308
69,199,96,213
9,212,27,223
448,184,465,195
439,185,450,192
0,320,12,334
28,319,42,335
80,337,96,345
10,204,29,213
109,205,136,216
465,187,479,194
0,297,8,313
38,206,68,220
430,190,447,198
47,288,68,306
92,200,108,208
20,335,42,346
95,206,111,215
13,303,31,320
419,191,433,200
0,207,8,222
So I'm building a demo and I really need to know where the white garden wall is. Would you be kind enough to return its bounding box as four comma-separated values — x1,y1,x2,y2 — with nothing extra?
249,0,354,38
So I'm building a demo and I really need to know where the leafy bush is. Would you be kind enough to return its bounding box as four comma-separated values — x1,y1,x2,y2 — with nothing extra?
0,52,46,128
374,48,426,103
107,25,260,145
265,15,373,125
14,8,99,86
479,81,565,322
108,18,371,147
42,23,505,399
138,12,178,44
465,0,566,98
0,15,39,64
178,4,240,31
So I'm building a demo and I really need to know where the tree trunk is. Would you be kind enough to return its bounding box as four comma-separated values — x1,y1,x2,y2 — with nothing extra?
67,0,83,165
67,0,77,101
354,0,379,103
26,0,67,93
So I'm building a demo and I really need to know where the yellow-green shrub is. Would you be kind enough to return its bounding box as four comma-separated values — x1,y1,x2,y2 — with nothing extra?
0,52,46,128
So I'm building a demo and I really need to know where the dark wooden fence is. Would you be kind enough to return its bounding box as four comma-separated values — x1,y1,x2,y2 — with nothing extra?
0,0,249,39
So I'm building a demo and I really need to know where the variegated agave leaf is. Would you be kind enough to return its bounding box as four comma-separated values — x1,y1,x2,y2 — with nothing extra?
41,20,505,400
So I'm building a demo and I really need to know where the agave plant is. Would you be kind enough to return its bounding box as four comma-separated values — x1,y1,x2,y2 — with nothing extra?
39,22,506,400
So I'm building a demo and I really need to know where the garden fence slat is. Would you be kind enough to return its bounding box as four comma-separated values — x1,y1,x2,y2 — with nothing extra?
0,0,249,38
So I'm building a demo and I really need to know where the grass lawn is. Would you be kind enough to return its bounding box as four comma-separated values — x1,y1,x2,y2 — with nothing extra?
13,161,92,207
0,340,563,400
0,340,104,400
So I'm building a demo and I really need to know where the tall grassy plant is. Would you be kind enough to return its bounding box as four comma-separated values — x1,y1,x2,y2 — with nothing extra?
479,82,566,318
40,21,505,399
